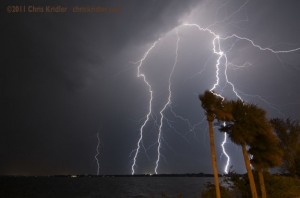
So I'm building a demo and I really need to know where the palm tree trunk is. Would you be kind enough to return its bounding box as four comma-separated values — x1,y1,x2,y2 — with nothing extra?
208,120,221,198
242,143,258,198
258,168,267,198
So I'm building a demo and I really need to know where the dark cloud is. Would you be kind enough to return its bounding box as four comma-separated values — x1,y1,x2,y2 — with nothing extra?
1,0,201,175
1,0,300,175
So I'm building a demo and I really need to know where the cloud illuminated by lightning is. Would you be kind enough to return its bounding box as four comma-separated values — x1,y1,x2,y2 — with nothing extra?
181,22,300,173
131,19,300,175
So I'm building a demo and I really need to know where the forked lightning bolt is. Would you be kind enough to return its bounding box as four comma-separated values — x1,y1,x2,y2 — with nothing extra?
182,23,300,173
132,21,300,174
155,30,180,174
182,23,241,173
131,41,159,175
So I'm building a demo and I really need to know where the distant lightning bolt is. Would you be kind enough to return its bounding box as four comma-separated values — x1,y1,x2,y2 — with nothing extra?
154,30,180,174
131,40,159,175
95,132,100,176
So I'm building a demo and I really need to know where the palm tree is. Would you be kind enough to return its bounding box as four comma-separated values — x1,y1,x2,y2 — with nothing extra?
270,118,300,177
249,127,283,198
199,90,223,198
219,100,266,198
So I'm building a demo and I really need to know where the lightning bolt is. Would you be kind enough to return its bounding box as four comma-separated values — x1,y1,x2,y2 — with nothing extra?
221,123,230,174
181,22,300,173
131,18,300,175
131,41,159,175
182,23,240,173
95,132,100,176
154,30,180,174
221,34,300,53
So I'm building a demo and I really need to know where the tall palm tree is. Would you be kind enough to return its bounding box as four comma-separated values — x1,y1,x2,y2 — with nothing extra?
199,91,223,198
220,100,266,198
249,128,283,198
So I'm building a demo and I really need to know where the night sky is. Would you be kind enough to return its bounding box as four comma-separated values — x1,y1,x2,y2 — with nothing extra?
2,0,300,176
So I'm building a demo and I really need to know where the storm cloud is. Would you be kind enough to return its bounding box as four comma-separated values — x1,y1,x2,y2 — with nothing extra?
1,0,300,175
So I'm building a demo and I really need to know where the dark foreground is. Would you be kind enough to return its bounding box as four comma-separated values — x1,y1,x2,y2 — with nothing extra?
0,176,215,198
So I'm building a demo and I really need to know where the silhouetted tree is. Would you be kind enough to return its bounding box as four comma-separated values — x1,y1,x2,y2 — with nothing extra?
224,170,300,198
270,118,300,177
199,90,223,198
219,100,267,198
249,128,283,198
201,182,233,198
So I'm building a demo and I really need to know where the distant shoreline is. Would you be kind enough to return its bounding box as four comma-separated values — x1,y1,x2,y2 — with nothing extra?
0,173,231,178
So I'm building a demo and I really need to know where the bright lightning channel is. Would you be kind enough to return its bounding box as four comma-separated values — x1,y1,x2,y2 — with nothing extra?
182,22,300,173
221,34,300,53
131,21,300,175
131,41,159,175
221,123,230,174
154,30,180,174
182,23,240,173
95,132,100,176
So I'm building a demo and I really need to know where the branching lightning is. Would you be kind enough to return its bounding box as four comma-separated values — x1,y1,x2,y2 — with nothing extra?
131,41,159,175
181,23,242,173
95,132,100,176
181,22,300,173
221,34,300,53
131,17,300,175
154,30,180,174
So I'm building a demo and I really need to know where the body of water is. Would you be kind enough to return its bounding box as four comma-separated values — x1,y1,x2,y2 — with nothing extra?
1,176,216,198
